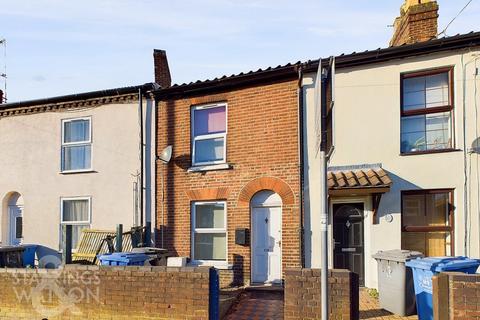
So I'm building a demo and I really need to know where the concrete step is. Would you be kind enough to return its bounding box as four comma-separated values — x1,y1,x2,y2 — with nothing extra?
246,283,284,292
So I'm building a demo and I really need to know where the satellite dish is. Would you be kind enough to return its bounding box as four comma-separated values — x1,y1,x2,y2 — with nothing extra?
471,137,480,154
158,145,173,164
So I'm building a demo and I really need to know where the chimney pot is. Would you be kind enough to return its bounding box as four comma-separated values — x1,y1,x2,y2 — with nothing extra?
390,0,439,47
153,49,172,88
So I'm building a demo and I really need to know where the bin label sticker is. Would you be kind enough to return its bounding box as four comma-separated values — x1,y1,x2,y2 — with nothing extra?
418,274,433,294
383,264,393,278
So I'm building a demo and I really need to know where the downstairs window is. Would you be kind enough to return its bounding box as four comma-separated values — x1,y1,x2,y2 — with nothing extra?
401,190,454,256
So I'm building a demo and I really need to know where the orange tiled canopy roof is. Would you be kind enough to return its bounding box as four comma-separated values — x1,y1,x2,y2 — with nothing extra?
328,168,392,191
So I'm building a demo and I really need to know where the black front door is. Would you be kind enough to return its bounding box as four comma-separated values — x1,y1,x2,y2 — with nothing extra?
333,203,365,286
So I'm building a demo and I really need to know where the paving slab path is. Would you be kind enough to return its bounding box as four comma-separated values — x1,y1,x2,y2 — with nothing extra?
224,290,284,320
360,289,419,320
223,287,418,320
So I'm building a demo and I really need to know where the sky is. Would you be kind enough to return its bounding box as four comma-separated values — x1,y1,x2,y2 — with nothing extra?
0,0,479,102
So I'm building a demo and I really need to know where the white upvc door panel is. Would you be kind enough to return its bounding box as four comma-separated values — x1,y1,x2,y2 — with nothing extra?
252,206,282,284
267,206,282,283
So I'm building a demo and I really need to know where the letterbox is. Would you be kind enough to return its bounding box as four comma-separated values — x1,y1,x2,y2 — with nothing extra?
235,228,249,246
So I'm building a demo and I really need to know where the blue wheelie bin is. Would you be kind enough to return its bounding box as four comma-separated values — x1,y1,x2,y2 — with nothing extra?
20,244,38,267
98,252,150,266
406,256,480,320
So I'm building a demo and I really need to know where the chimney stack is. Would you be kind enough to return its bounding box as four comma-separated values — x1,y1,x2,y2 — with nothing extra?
390,0,439,47
153,49,172,88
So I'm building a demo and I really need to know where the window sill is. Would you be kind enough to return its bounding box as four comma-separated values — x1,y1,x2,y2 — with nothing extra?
188,261,232,270
402,226,452,232
400,149,461,156
60,170,97,175
187,163,232,173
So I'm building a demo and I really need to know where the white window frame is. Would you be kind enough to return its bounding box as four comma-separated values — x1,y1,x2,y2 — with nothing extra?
61,117,93,173
191,103,227,166
60,196,92,251
60,196,92,225
191,201,228,265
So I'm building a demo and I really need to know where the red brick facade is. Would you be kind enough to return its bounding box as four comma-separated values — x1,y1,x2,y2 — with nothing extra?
156,79,301,284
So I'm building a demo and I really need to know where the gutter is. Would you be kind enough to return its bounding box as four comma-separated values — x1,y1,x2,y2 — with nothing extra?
303,31,480,72
1,83,156,110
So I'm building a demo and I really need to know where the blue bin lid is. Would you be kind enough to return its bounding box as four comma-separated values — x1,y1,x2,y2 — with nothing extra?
405,256,480,272
98,252,150,262
19,244,38,249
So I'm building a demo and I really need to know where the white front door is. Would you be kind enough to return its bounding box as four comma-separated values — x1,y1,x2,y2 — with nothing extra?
9,206,23,245
252,206,282,283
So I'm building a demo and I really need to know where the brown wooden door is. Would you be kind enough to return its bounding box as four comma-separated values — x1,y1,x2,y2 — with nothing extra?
333,203,365,286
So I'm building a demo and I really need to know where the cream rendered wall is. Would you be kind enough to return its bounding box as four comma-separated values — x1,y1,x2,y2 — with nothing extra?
303,49,480,288
0,100,155,252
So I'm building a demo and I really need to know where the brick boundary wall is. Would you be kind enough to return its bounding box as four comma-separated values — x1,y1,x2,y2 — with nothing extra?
218,269,235,288
284,268,359,320
433,272,480,320
0,265,213,320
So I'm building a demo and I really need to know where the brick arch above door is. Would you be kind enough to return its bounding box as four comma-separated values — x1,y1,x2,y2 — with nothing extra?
237,177,295,207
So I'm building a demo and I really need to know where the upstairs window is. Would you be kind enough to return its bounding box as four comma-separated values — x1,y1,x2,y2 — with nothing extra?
401,68,454,154
191,104,227,166
62,118,92,172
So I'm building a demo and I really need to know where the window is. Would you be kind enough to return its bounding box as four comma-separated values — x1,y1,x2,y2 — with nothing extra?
191,202,227,262
191,104,227,166
401,68,454,154
61,197,91,250
401,190,454,256
15,216,23,239
61,117,92,172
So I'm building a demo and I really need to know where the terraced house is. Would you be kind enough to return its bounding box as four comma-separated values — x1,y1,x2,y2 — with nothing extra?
302,0,480,288
0,80,161,261
154,62,303,285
